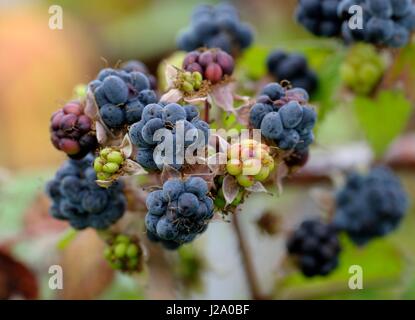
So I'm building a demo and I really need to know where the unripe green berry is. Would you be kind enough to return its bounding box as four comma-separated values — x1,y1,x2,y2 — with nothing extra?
103,162,120,174
358,64,379,84
340,64,355,85
114,243,127,258
97,172,111,180
193,80,201,90
236,174,255,188
226,160,242,176
182,81,194,93
126,243,139,258
115,234,130,244
100,147,112,159
184,72,193,82
94,157,104,172
254,166,270,182
107,151,123,165
192,71,203,83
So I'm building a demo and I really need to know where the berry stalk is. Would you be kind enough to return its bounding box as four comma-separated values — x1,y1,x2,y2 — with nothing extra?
232,212,266,300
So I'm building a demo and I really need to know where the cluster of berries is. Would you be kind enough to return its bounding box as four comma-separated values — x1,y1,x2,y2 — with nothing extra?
183,48,234,84
296,0,344,37
297,0,415,48
50,101,97,159
46,154,126,230
177,3,254,55
266,50,318,96
145,177,214,250
94,147,124,181
287,219,341,277
89,66,157,129
334,166,408,245
104,234,144,272
340,43,385,95
129,103,209,171
226,139,275,188
120,60,157,90
250,83,317,154
338,0,415,47
177,70,203,94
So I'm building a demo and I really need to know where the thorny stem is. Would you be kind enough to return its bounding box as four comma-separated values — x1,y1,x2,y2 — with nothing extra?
232,212,266,300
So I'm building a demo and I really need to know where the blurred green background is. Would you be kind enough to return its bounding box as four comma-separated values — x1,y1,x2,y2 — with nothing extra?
0,0,414,300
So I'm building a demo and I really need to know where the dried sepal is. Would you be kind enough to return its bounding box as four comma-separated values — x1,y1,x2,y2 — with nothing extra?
222,174,240,206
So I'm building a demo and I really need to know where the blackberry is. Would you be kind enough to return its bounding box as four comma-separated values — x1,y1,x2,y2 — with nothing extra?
176,3,254,56
249,82,317,155
145,177,214,249
296,0,344,37
120,60,157,90
46,154,126,230
89,66,158,130
287,219,341,277
129,103,209,172
334,166,409,245
337,0,415,47
266,50,318,95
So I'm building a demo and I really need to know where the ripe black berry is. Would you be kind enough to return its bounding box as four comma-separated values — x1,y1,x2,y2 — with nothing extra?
176,3,254,56
334,166,408,245
46,154,127,230
266,50,318,95
145,177,214,249
287,219,341,277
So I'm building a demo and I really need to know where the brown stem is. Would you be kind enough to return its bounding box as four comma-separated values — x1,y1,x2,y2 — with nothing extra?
204,100,210,123
232,213,265,300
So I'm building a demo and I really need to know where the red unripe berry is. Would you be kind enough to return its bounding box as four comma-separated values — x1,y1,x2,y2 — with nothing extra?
198,51,214,68
205,63,223,84
68,129,82,139
185,62,203,74
55,129,65,138
63,102,82,116
59,138,80,155
77,115,92,133
51,133,60,149
60,114,78,131
216,51,234,75
51,110,64,130
183,51,200,69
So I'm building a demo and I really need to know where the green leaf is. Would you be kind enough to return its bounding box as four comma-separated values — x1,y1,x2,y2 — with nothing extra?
354,90,411,157
313,52,344,126
236,46,269,80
